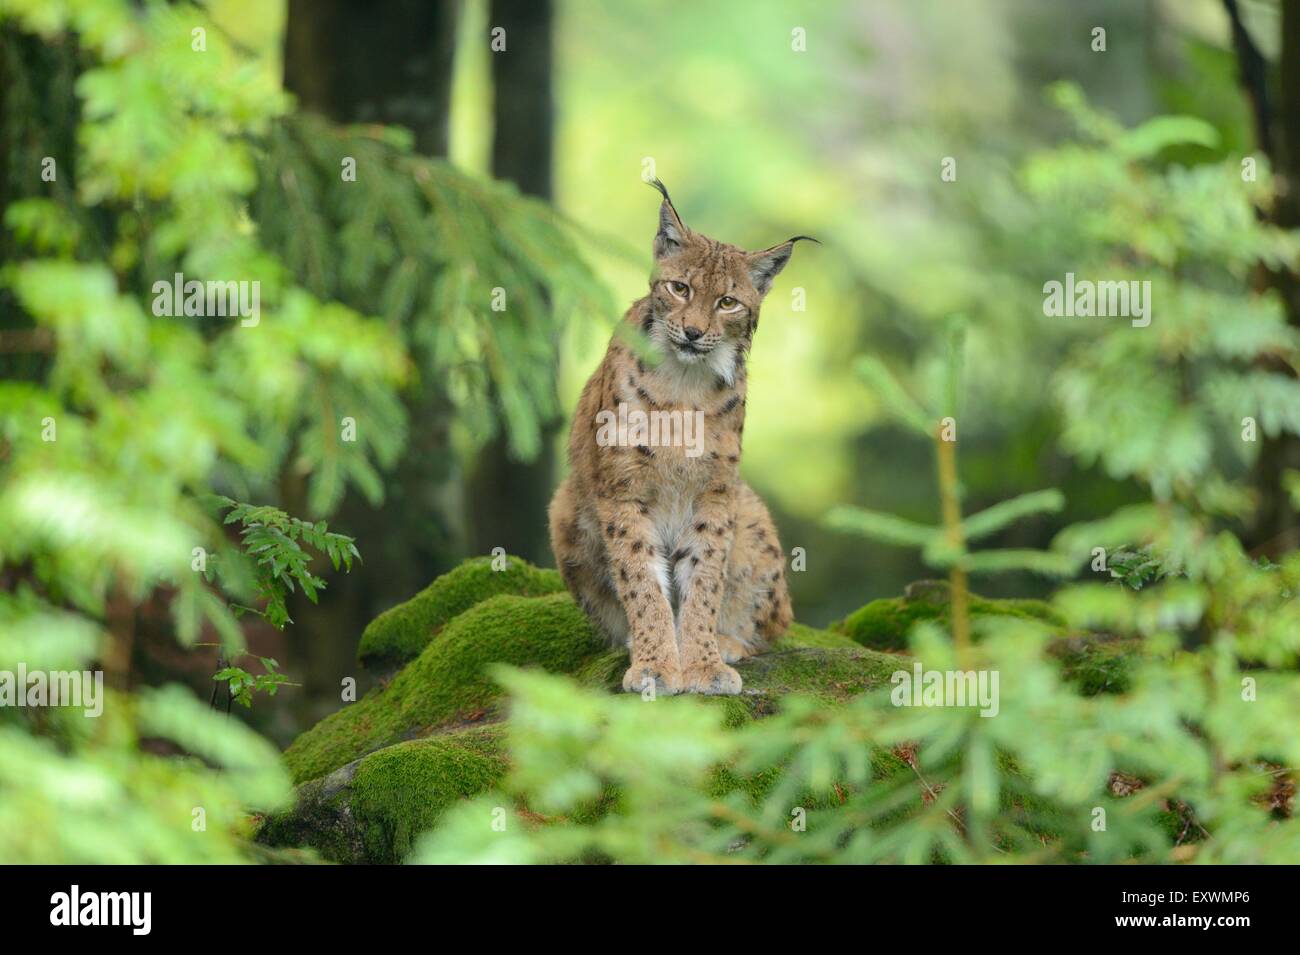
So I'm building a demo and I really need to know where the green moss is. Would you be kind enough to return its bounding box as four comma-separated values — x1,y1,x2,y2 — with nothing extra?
832,580,1064,651
572,626,863,695
350,726,508,863
713,695,759,729
1155,802,1207,847
284,592,603,783
1053,637,1136,696
707,763,783,804
774,622,861,651
254,764,365,863
739,646,900,703
357,556,565,670
573,647,627,691
260,725,508,864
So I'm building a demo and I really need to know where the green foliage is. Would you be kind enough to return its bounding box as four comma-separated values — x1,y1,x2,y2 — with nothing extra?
827,322,1075,580
410,595,1300,864
1104,547,1168,590
0,658,292,862
213,496,359,630
0,0,606,862
214,656,292,709
1031,84,1300,506
411,668,738,864
253,114,615,465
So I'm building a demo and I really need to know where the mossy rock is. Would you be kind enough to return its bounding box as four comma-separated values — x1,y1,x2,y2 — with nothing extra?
283,591,603,784
832,579,1065,651
266,645,902,862
270,558,923,862
569,621,863,696
357,556,565,671
259,725,508,864
268,561,1151,862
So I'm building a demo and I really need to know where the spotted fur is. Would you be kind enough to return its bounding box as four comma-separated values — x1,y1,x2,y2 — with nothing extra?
548,181,812,695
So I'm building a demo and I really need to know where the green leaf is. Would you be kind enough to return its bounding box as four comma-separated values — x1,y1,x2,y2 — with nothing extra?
853,356,934,436
962,549,1077,577
961,489,1065,542
964,733,997,817
1116,115,1219,159
824,505,939,548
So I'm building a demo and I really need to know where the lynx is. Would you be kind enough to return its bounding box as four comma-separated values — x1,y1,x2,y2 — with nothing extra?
548,180,813,695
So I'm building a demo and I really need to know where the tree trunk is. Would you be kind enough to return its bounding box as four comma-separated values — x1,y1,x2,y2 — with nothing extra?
465,0,559,565
1227,0,1300,554
1256,0,1300,554
283,0,459,155
281,0,463,727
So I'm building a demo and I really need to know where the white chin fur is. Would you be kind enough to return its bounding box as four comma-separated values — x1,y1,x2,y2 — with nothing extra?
705,341,738,385
660,340,737,390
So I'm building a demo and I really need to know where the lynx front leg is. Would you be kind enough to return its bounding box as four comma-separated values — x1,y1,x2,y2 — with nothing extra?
676,496,742,695
598,500,683,695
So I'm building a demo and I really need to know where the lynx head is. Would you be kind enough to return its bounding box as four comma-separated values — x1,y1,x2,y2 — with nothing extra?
643,179,815,379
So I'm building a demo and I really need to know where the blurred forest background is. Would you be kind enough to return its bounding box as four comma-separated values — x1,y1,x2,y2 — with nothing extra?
2,0,1300,863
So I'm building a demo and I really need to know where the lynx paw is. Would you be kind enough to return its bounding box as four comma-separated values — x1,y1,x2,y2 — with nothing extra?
622,661,683,696
717,634,755,665
681,661,742,696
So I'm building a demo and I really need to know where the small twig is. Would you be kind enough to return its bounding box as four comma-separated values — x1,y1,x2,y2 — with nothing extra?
934,424,971,666
209,651,227,710
905,751,1009,855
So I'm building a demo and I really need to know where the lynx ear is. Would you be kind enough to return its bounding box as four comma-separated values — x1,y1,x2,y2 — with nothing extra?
648,178,688,260
747,235,818,295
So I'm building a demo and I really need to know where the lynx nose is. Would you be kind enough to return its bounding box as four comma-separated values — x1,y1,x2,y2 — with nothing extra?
683,327,703,342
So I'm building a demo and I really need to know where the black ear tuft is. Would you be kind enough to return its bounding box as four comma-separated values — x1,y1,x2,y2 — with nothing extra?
748,235,818,295
646,177,672,203
648,178,688,260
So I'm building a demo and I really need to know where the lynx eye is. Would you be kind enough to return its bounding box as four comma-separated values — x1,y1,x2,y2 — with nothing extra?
667,280,690,298
718,295,740,310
